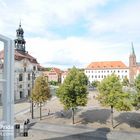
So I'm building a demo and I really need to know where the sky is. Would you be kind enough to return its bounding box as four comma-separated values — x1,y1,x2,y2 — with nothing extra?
0,0,140,69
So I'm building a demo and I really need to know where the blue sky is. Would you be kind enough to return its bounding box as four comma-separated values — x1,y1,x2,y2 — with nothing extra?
0,0,140,69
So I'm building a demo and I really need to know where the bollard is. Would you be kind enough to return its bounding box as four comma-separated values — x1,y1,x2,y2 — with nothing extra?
23,121,28,137
14,124,20,137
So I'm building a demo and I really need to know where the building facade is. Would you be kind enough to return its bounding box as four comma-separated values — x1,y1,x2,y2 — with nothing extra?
61,71,68,83
0,23,42,102
85,61,129,84
43,67,62,83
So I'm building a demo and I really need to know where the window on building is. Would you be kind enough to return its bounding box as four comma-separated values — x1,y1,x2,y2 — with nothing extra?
28,74,30,80
19,85,22,88
102,75,103,78
125,70,127,73
98,75,100,78
24,67,26,72
19,74,23,81
118,70,120,73
33,66,36,71
92,75,94,78
20,91,23,99
95,75,97,78
107,70,109,73
28,90,30,97
28,84,30,87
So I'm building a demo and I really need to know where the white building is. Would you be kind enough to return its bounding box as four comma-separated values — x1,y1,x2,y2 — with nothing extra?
61,71,68,83
0,23,42,102
85,61,129,84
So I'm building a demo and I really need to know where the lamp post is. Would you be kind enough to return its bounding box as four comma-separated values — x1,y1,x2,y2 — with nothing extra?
31,71,35,119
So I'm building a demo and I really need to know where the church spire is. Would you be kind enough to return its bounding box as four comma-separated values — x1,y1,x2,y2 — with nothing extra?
14,22,26,53
131,42,135,55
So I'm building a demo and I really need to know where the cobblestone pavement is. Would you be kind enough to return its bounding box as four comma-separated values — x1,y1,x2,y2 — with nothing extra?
15,122,140,140
14,91,140,140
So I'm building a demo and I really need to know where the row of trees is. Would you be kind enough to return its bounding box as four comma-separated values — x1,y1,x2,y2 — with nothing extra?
31,67,140,127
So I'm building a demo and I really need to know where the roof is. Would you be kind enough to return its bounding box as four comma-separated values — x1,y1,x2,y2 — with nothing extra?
86,61,128,69
52,67,62,74
0,49,38,64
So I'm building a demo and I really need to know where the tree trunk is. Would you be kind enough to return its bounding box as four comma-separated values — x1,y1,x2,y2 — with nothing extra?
111,105,114,128
72,108,75,124
40,103,42,120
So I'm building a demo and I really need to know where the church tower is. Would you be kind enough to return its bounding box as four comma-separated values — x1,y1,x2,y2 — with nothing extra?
129,42,136,67
129,42,137,82
14,22,26,53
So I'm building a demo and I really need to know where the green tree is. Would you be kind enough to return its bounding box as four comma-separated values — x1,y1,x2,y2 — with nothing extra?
56,67,88,124
133,74,140,109
97,74,132,128
135,74,140,91
31,76,51,120
122,76,129,86
91,81,100,88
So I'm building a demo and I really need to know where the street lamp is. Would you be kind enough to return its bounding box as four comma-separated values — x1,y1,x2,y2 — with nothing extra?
31,70,35,119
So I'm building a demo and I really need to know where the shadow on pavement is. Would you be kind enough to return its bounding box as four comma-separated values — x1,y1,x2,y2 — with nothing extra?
54,108,82,119
79,109,110,124
115,112,140,128
44,127,110,140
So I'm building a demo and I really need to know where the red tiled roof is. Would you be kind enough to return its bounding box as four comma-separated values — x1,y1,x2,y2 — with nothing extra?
86,61,127,69
0,49,38,64
52,67,62,74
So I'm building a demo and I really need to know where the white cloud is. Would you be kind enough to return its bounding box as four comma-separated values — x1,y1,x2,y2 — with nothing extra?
26,37,130,69
89,0,140,34
24,0,108,25
1,0,140,70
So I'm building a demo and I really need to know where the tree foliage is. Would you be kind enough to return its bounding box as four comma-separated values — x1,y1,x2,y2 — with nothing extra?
56,67,88,124
122,76,129,87
31,76,51,119
133,74,140,109
97,74,132,127
135,74,140,92
91,81,100,88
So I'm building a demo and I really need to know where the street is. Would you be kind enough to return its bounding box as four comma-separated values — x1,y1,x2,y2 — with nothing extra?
16,122,140,140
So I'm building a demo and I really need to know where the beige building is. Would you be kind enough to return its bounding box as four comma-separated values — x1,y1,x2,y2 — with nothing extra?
0,23,42,102
43,67,62,83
